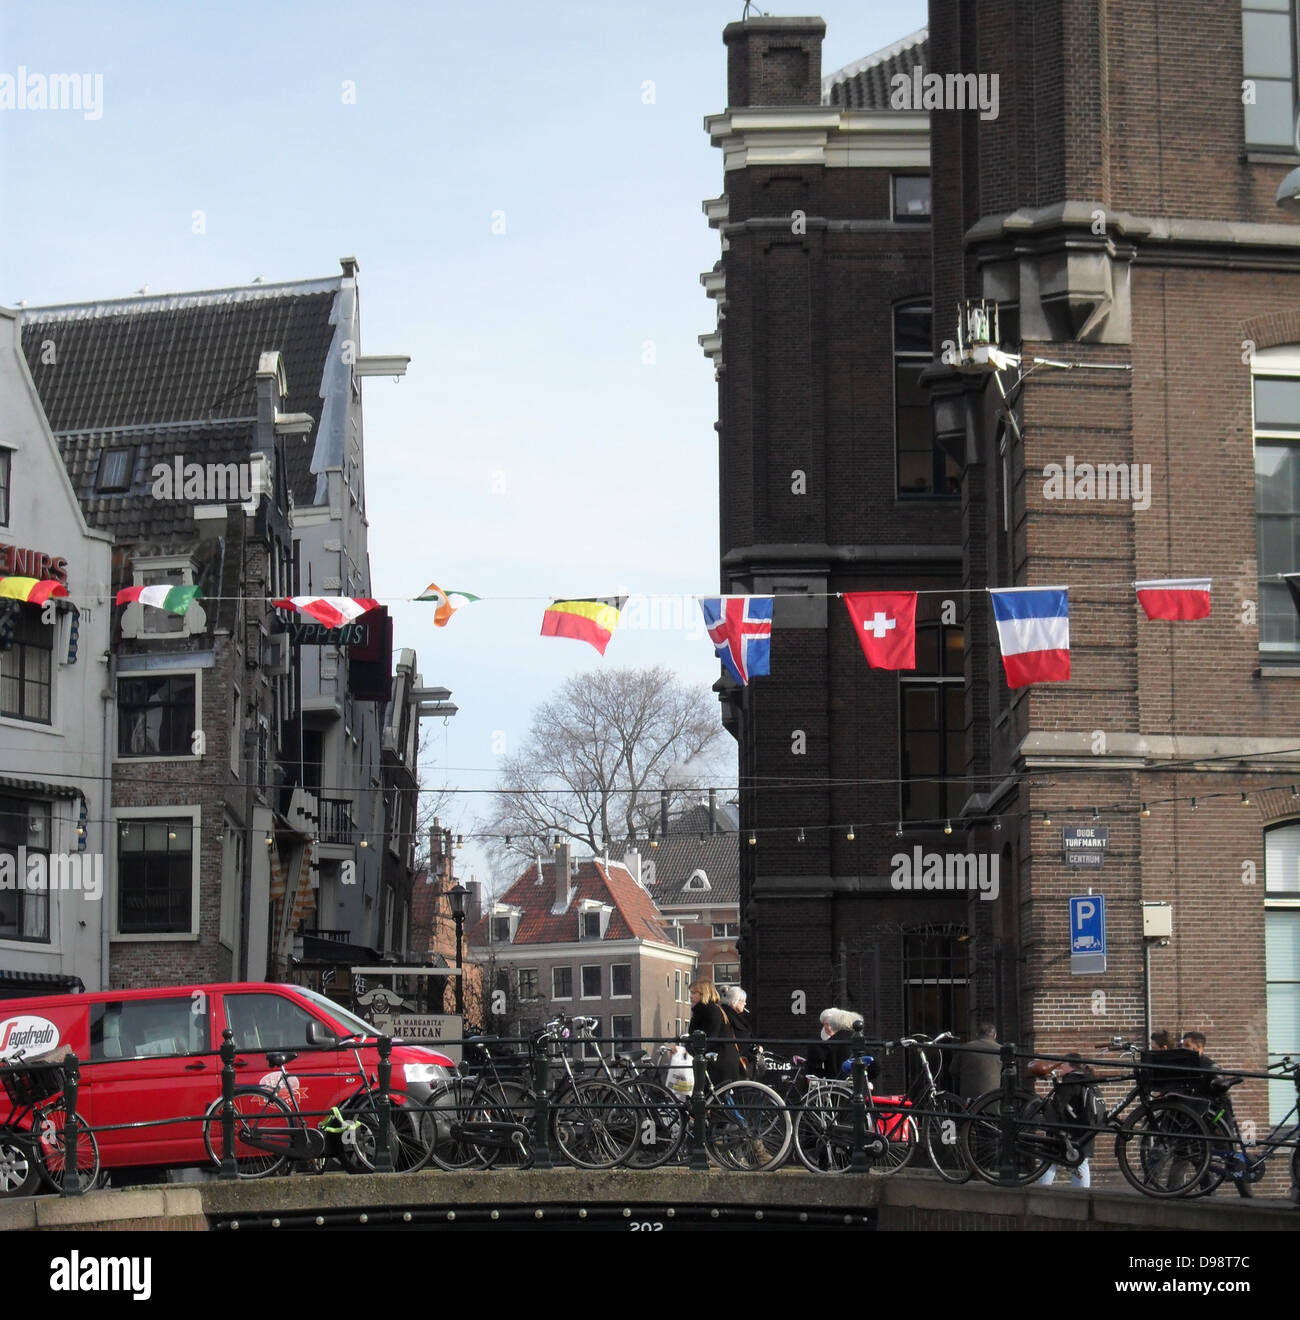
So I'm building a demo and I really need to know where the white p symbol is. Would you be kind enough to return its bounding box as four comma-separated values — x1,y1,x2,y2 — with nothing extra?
1075,901,1095,929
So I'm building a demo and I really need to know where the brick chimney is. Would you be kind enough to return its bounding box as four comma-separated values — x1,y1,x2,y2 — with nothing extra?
554,841,572,909
723,16,826,108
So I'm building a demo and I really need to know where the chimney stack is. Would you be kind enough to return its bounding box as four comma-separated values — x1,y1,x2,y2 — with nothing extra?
660,790,670,838
554,840,572,908
708,788,717,835
723,16,826,109
624,847,642,887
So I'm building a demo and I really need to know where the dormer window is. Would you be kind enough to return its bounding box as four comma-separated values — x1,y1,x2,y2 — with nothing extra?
120,556,204,640
684,869,711,892
578,899,612,941
490,903,522,943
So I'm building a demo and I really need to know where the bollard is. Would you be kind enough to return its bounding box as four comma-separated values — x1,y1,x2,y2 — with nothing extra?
59,1053,82,1196
218,1030,237,1178
373,1034,394,1172
997,1040,1018,1185
848,1021,869,1173
530,1028,554,1170
688,1029,709,1171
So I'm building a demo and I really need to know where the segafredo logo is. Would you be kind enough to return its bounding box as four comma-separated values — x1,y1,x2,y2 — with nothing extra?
49,1252,151,1302
890,848,1000,901
0,1015,60,1059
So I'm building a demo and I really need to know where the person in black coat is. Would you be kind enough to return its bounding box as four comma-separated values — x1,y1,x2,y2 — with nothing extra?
721,985,754,1076
805,1008,878,1082
688,980,742,1085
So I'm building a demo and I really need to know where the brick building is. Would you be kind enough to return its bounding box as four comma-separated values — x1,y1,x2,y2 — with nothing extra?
468,842,697,1053
704,6,1300,1122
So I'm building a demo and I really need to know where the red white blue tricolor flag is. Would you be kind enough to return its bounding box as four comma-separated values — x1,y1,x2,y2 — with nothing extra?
990,586,1070,688
699,596,773,685
1134,578,1212,621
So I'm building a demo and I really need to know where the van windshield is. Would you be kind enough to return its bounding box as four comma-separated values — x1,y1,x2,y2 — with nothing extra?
296,987,379,1040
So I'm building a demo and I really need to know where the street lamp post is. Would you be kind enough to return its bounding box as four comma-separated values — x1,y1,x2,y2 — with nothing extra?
448,882,467,1017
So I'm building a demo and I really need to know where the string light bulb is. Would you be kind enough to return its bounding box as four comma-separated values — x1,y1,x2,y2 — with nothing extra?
1241,792,1251,807
943,819,953,835
797,828,806,844
1042,811,1052,826
359,838,369,848
895,821,903,838
992,817,1001,832
1190,797,1198,811
846,825,856,841
1140,804,1150,817
747,832,757,846
1091,806,1100,822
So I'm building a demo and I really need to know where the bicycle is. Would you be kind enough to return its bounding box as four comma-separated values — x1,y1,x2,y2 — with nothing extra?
790,1050,917,1175
899,1032,972,1184
202,1037,434,1178
0,1052,100,1195
1182,1056,1298,1199
960,1040,1211,1197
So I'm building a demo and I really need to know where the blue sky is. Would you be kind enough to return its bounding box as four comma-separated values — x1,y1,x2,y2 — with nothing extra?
2,0,928,888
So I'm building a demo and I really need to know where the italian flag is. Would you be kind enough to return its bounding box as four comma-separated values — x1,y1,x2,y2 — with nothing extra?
115,584,202,615
0,576,69,605
273,596,379,627
1134,578,1211,621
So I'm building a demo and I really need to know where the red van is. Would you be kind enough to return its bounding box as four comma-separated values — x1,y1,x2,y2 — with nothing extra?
0,982,454,1195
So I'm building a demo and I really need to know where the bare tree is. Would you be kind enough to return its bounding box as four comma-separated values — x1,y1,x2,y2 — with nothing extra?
412,725,457,873
479,666,732,874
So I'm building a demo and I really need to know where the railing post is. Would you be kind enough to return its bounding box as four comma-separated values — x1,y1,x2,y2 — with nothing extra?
997,1040,1018,1185
373,1034,394,1172
688,1029,709,1171
218,1030,237,1179
530,1030,554,1170
59,1053,82,1196
848,1021,869,1173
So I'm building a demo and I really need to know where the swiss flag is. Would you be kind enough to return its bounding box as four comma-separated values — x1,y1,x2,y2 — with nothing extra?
843,592,917,669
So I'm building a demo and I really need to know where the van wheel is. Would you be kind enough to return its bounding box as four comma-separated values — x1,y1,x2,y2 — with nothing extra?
0,1129,41,1198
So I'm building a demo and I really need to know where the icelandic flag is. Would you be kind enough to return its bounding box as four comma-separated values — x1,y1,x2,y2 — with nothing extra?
699,596,773,685
990,587,1070,688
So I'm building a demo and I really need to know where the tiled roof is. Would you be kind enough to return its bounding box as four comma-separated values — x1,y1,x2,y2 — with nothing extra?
468,858,671,947
822,27,929,109
642,833,739,908
19,278,340,508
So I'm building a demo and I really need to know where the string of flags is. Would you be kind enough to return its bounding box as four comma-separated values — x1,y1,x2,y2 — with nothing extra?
0,572,1231,689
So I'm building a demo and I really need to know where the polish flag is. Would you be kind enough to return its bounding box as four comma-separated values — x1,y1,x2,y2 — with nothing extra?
273,596,379,628
990,587,1070,688
843,592,917,669
1134,578,1211,621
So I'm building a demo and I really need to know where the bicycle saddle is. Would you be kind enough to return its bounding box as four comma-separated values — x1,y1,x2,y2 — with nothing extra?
839,1055,874,1075
266,1051,297,1067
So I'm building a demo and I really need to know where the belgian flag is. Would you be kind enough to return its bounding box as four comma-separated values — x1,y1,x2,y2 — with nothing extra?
540,597,627,655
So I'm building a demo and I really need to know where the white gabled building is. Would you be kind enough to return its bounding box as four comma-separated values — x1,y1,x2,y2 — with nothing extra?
0,305,112,997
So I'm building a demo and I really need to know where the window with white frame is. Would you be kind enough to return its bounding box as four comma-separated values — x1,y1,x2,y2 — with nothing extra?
611,963,631,997
892,174,931,222
116,811,199,936
711,922,739,939
0,446,11,525
580,965,601,998
0,796,51,942
1254,350,1300,656
0,604,54,724
117,673,197,758
518,968,540,1000
1242,1,1299,149
552,966,573,999
1265,823,1300,1124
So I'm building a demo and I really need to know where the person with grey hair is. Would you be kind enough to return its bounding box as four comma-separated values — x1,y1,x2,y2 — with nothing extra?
806,1007,877,1080
720,985,754,1075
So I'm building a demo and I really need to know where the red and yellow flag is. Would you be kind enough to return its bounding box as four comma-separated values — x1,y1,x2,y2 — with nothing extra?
540,597,626,655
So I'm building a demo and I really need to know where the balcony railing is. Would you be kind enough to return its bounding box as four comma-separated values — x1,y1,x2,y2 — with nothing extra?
302,928,350,944
318,796,355,845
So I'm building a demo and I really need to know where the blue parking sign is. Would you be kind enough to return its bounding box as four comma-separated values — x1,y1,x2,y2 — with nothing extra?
1070,894,1106,974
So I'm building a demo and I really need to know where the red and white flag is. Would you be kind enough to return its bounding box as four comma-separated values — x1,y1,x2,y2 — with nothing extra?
843,592,917,669
1134,578,1211,622
273,596,379,628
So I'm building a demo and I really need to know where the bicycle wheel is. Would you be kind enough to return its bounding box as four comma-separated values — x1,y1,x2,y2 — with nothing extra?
427,1079,490,1171
619,1079,686,1170
924,1092,973,1184
873,1103,919,1176
36,1106,101,1194
1180,1111,1233,1199
707,1081,792,1171
1115,1100,1209,1198
960,1090,1053,1186
551,1080,638,1169
342,1089,436,1173
793,1086,853,1173
203,1087,293,1179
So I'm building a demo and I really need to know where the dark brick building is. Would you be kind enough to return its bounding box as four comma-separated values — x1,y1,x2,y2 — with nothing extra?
705,6,1300,1126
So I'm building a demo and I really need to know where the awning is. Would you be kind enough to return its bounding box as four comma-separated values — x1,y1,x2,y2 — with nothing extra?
0,775,84,800
299,935,383,966
0,969,85,998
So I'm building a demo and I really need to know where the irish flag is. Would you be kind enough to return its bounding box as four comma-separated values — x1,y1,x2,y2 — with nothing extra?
416,583,481,627
0,577,69,605
115,584,202,615
990,586,1071,688
273,596,379,627
540,597,626,655
1134,578,1211,621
